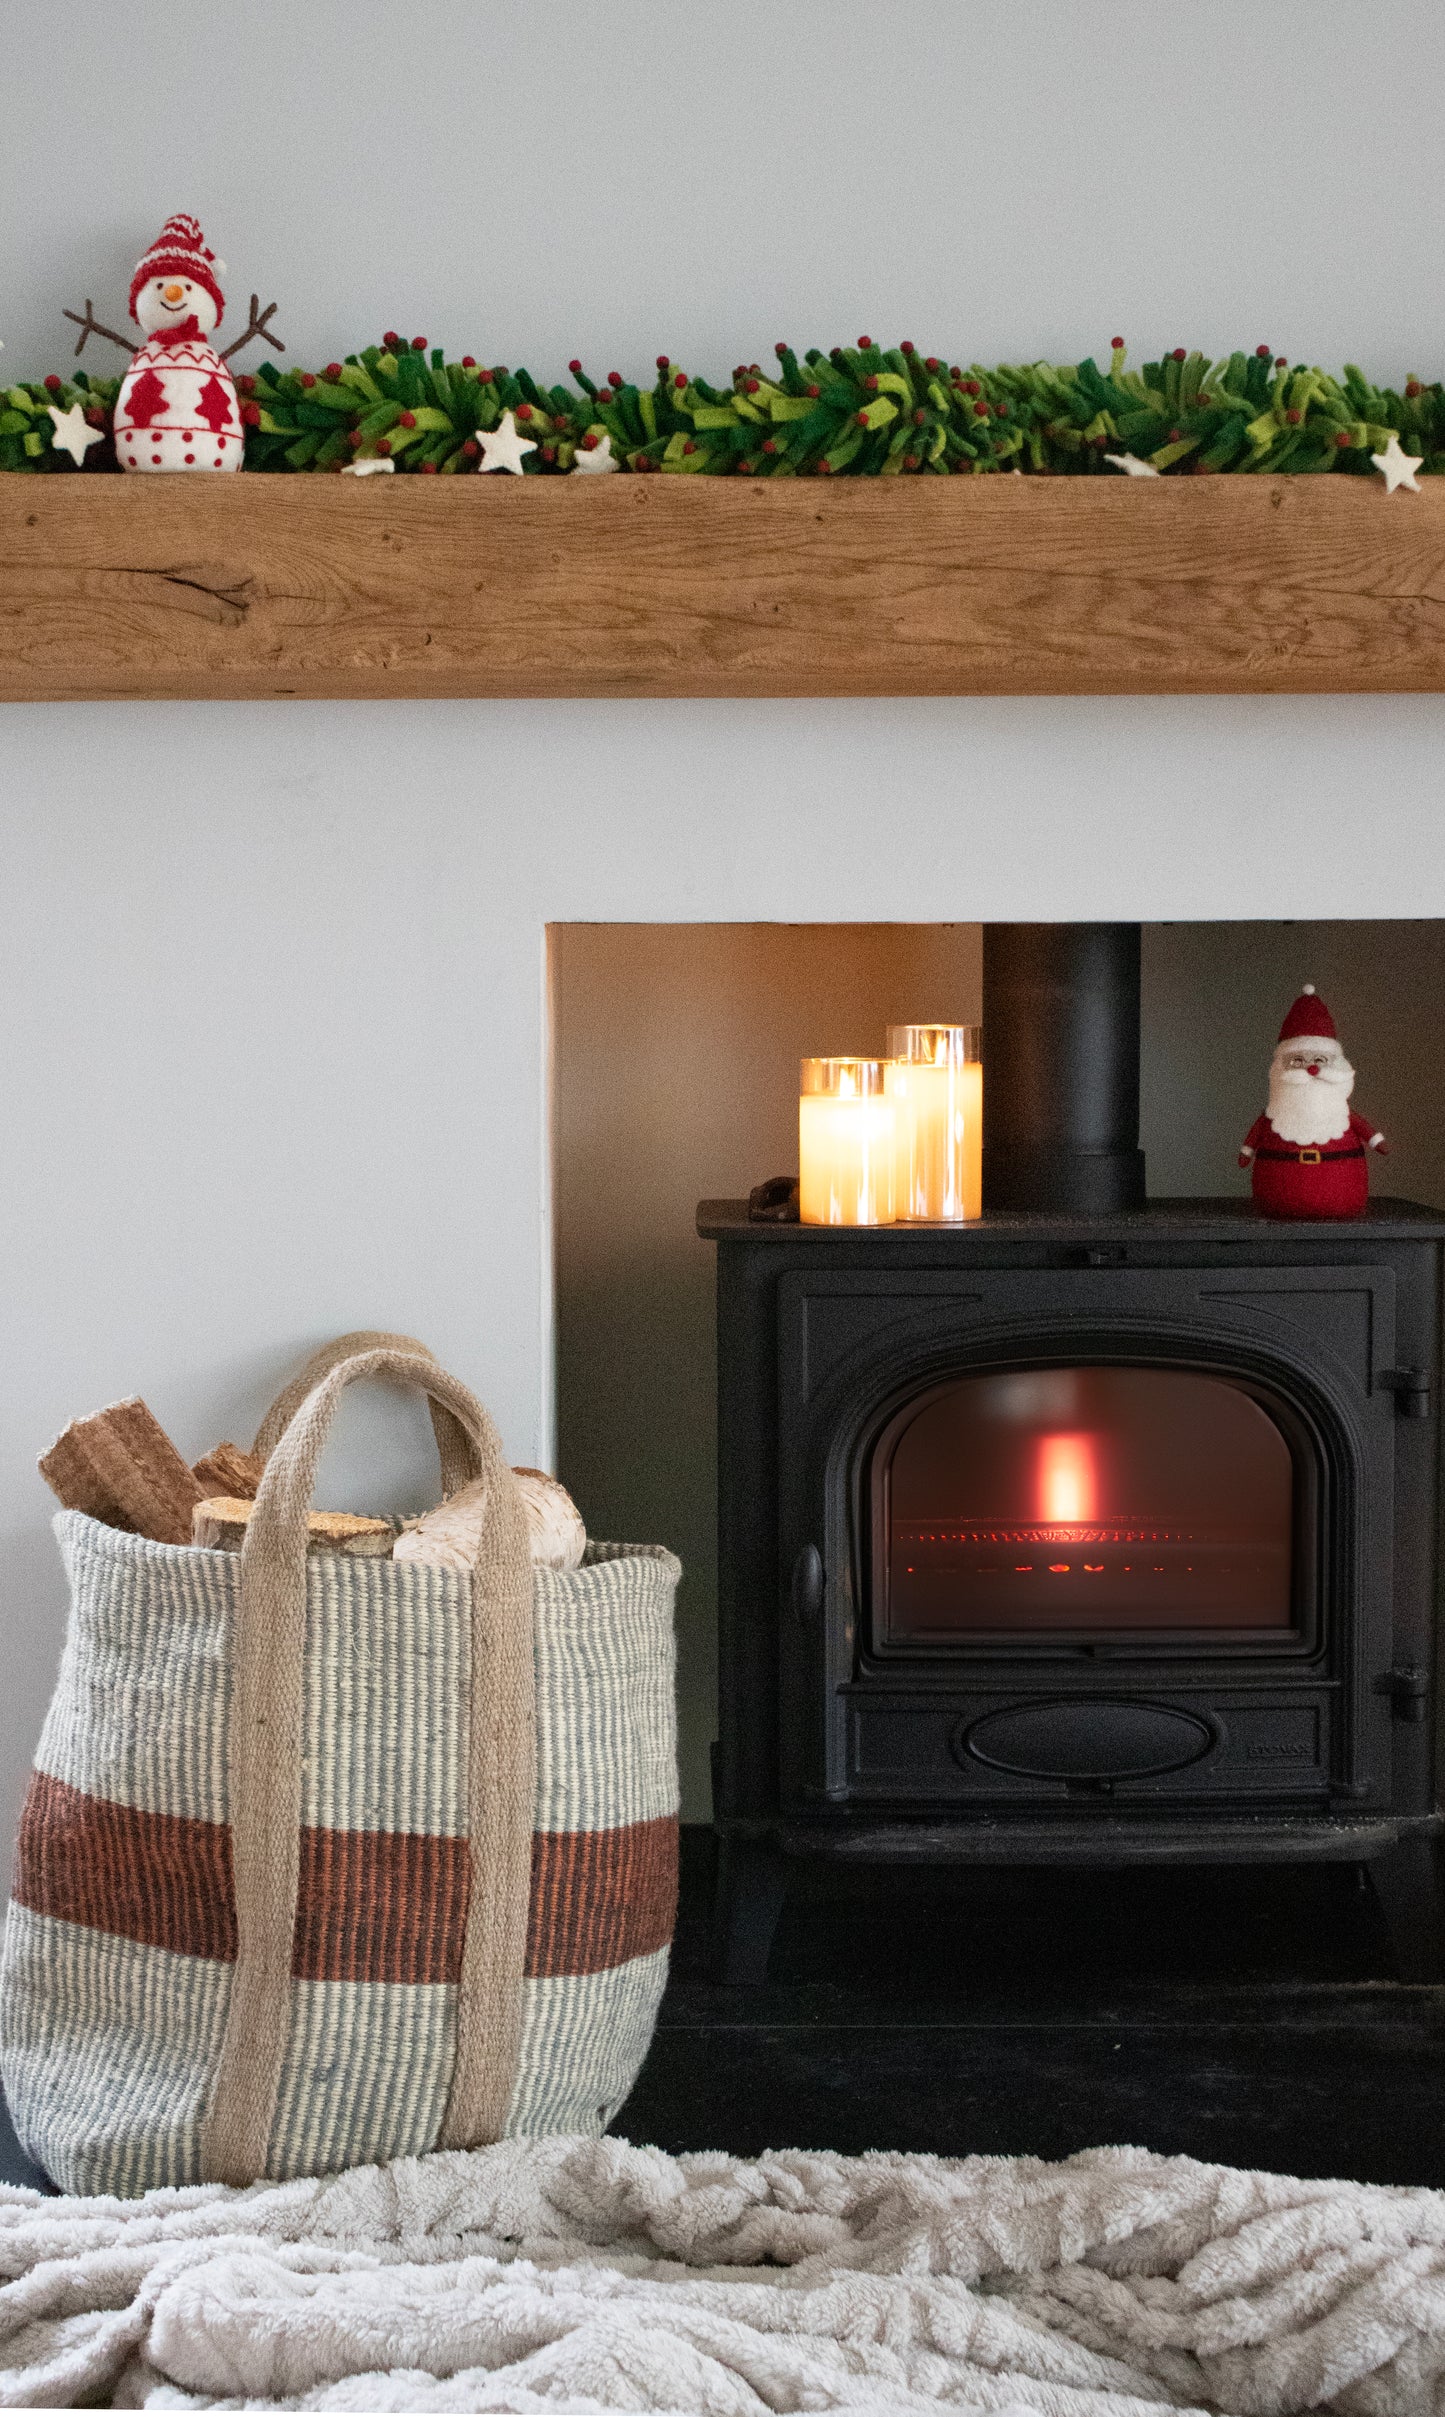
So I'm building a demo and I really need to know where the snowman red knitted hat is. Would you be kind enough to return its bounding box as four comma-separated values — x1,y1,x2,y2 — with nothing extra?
128,215,226,323
1277,984,1339,1045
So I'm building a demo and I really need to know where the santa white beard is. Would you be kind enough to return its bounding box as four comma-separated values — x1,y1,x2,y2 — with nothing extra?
1266,1050,1355,1145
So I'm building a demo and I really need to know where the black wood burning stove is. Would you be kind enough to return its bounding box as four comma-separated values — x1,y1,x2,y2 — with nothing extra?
701,926,1445,1984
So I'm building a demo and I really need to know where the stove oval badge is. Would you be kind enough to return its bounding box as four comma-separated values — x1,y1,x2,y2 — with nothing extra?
958,1698,1217,1782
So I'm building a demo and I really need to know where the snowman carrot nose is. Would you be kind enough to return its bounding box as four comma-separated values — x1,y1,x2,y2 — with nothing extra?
163,281,187,303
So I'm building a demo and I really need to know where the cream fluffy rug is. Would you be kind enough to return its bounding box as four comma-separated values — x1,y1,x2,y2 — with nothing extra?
2,2136,1444,2413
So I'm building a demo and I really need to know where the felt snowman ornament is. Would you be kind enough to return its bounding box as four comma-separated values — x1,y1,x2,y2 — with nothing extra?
62,216,283,471
1238,986,1386,1220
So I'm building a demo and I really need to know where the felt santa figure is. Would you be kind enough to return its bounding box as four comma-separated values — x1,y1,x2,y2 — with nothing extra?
1239,986,1386,1219
61,216,282,471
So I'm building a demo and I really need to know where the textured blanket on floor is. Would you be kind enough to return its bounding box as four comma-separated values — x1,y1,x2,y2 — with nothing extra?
1,2136,1443,2414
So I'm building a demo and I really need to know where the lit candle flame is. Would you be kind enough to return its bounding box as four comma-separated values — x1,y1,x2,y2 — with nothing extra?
1037,1433,1097,1525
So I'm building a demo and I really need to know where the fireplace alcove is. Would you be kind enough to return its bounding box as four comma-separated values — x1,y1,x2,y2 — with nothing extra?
699,925,1445,1988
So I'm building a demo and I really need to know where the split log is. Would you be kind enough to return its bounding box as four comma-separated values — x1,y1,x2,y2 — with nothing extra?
191,1440,266,1498
396,1467,587,1572
40,1398,206,1545
192,1497,396,1556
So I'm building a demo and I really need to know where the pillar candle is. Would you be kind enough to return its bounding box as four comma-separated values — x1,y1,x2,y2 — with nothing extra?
887,1025,983,1221
799,1058,895,1226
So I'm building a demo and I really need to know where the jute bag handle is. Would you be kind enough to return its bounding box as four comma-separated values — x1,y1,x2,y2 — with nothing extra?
199,1347,535,2186
251,1330,475,1497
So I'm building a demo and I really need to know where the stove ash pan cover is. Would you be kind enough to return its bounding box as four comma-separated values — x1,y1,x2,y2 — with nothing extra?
957,1699,1218,1782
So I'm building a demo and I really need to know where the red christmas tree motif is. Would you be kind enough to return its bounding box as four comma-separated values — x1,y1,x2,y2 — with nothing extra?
124,366,168,427
195,374,236,434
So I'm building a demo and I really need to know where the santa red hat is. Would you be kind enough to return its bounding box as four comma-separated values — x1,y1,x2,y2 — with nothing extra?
128,215,226,323
1276,984,1339,1045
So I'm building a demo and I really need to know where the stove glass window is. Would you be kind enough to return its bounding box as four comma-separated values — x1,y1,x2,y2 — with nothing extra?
878,1366,1295,1640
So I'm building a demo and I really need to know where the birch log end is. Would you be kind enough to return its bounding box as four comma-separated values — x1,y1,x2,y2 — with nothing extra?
395,1467,586,1572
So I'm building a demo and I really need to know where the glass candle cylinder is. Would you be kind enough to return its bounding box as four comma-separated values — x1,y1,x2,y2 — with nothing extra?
799,1058,895,1226
886,1024,983,1221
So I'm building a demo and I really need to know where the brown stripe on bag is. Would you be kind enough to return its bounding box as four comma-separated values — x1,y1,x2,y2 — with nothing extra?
525,1815,679,1978
293,1827,471,1985
12,1770,236,1963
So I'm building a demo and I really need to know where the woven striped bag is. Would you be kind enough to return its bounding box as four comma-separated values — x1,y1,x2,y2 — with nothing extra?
0,1340,680,2197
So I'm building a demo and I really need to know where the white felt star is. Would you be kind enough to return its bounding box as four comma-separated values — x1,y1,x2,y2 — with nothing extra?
47,400,106,465
341,455,395,475
572,431,618,475
477,410,537,476
1104,451,1161,478
1371,433,1423,495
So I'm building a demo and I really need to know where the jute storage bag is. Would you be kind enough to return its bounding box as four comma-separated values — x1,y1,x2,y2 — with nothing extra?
1,1342,680,2196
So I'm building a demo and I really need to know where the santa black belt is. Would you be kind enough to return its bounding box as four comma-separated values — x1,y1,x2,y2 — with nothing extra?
1253,1143,1365,1164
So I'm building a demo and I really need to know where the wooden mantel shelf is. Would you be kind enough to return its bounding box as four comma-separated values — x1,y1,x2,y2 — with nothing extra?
3,474,1444,701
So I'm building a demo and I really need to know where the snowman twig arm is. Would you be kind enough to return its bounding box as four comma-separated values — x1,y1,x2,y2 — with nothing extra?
219,296,285,365
63,301,136,359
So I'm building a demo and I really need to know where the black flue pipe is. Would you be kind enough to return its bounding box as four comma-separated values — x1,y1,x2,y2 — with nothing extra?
982,923,1146,1214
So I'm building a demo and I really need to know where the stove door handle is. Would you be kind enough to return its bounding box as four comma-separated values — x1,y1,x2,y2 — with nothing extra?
791,1543,825,1630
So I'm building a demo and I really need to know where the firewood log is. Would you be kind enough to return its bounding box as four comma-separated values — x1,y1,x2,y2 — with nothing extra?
192,1497,396,1556
40,1399,206,1545
395,1467,586,1572
192,1441,266,1498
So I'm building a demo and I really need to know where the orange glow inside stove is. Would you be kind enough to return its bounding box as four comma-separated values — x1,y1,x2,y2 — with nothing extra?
879,1368,1295,1640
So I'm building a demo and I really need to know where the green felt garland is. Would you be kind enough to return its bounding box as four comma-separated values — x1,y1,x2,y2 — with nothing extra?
5,336,1444,476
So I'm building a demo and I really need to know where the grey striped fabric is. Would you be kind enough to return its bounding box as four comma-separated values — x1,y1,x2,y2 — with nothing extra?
1,1515,680,2195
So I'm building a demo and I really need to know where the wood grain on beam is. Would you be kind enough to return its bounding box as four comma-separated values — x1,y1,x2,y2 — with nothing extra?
2,474,1444,701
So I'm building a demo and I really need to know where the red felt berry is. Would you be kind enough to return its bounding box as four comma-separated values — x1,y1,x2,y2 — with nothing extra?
1286,407,1302,425
516,404,533,420
376,437,391,455
656,355,669,369
1255,344,1271,358
478,368,494,385
43,374,61,393
925,356,939,371
1407,379,1423,398
238,375,256,394
301,372,316,388
963,379,981,396
857,410,870,426
541,445,556,462
994,403,1007,418
816,458,832,474
913,408,925,425
683,439,697,454
607,371,623,388
568,358,583,375
581,431,599,449
382,331,400,350
85,407,105,426
903,452,919,468
973,401,989,418
553,414,568,429
865,374,879,391
420,458,438,472
1111,336,1125,350
462,438,479,458
775,342,787,357
399,410,417,428
745,378,760,394
1276,356,1287,368
349,428,364,448
461,355,476,369
326,363,343,381
1171,347,1186,362
901,340,915,356
1335,429,1351,447
735,364,749,380
412,336,427,351
674,372,687,389
806,384,820,398
762,438,778,454
858,334,873,349
1168,428,1182,443
240,401,262,427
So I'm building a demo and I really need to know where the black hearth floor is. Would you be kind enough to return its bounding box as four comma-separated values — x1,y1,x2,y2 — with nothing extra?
1,1831,1441,2196
613,1828,1445,2190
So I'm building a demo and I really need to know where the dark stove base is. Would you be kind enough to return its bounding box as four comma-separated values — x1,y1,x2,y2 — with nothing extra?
714,1817,1445,1988
614,1830,1445,2189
